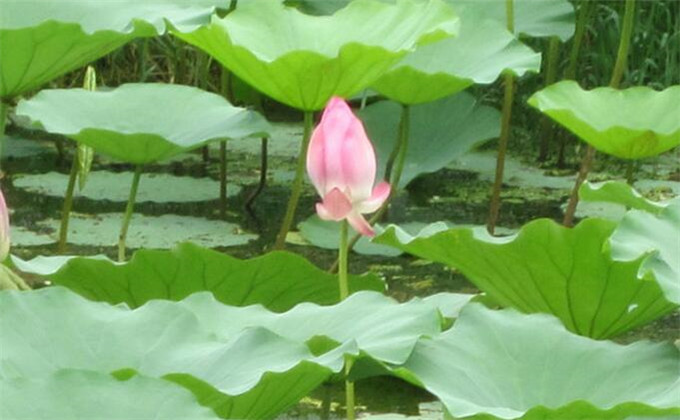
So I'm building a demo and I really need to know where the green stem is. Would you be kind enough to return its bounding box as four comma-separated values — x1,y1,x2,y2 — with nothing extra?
337,220,355,420
610,0,636,89
558,0,594,167
563,0,636,226
487,72,515,234
505,0,515,33
345,359,356,420
564,0,593,80
274,111,314,249
338,220,349,300
118,165,143,262
0,100,8,167
537,36,560,162
487,0,516,235
58,153,79,253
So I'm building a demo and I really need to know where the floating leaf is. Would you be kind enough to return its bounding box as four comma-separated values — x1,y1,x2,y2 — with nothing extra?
1,370,221,420
396,303,680,419
13,242,384,311
372,18,541,104
580,181,669,215
297,215,409,256
16,83,271,164
0,0,227,99
27,213,257,249
528,81,680,159
14,171,241,203
608,199,680,305
173,0,458,110
359,93,500,187
375,218,677,338
449,0,575,41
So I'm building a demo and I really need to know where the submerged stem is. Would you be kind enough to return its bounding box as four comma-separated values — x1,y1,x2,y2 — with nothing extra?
118,165,143,262
274,111,314,249
57,154,79,253
563,0,636,226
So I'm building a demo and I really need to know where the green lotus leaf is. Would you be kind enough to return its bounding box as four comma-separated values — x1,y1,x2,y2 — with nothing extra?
178,290,450,365
608,199,680,305
396,303,680,419
528,81,680,159
0,0,228,99
371,18,541,104
173,0,459,110
580,181,669,215
374,218,677,338
359,93,500,187
1,370,221,420
12,242,384,311
448,0,575,41
15,83,271,164
0,287,343,418
0,287,447,417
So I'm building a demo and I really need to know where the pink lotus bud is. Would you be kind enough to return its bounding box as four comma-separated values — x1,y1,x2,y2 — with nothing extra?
306,97,391,237
0,189,9,261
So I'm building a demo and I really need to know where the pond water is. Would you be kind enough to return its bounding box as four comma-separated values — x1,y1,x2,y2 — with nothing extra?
4,121,679,417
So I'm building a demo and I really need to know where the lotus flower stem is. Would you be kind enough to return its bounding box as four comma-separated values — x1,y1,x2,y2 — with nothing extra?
337,220,355,420
57,154,79,253
563,0,636,226
487,0,515,235
274,111,314,249
245,137,268,211
118,165,143,262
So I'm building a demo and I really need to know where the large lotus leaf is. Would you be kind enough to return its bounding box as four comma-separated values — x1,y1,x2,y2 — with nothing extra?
580,181,669,215
0,287,448,417
0,0,228,99
395,303,680,419
448,0,575,41
374,218,677,338
173,0,459,110
372,18,541,104
608,199,680,305
528,81,680,159
0,287,344,419
12,242,384,311
0,370,221,420
359,93,500,188
15,83,271,164
178,290,446,364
